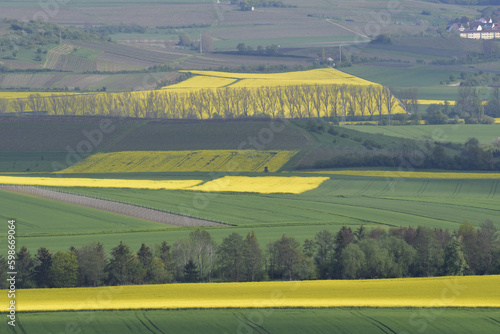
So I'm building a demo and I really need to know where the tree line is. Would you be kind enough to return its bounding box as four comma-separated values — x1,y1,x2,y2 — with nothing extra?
1,84,403,120
2,221,498,289
312,135,500,171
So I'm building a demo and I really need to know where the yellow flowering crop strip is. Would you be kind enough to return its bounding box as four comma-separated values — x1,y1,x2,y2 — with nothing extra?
189,176,329,194
10,275,500,312
304,170,500,179
0,92,81,100
418,100,456,106
0,176,202,190
418,100,488,106
62,150,297,173
0,175,326,194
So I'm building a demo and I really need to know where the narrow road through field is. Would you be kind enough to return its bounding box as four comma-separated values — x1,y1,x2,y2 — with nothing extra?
0,185,226,227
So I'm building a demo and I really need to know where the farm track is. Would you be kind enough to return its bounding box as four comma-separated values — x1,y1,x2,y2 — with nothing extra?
0,185,226,227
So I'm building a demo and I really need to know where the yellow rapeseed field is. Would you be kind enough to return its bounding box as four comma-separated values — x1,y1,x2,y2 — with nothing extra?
189,176,329,194
0,176,202,190
11,275,500,311
305,170,500,179
164,68,377,90
164,76,237,90
418,99,456,105
0,175,327,194
62,150,297,173
0,92,81,100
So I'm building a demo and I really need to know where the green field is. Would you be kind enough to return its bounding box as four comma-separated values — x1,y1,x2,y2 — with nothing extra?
344,124,500,145
340,65,460,87
0,190,174,235
337,64,496,101
340,65,463,100
3,172,498,254
0,118,308,152
45,175,500,229
6,308,500,334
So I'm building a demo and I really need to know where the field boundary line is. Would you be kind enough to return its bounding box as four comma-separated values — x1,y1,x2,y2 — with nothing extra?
0,185,229,227
325,19,370,39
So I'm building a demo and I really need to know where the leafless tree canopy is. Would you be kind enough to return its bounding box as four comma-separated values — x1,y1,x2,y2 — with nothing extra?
17,84,404,119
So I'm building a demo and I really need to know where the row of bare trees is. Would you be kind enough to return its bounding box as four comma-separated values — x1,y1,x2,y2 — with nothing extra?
2,84,405,119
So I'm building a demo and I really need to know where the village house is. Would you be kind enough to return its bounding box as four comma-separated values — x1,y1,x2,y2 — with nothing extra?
452,17,500,40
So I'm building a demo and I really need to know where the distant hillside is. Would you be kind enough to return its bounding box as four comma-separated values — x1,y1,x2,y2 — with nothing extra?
0,116,310,172
5,116,497,174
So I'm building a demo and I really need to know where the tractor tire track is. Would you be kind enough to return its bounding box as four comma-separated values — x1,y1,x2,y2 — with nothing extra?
452,181,463,198
142,311,166,334
0,185,228,227
415,180,429,196
488,180,499,199
234,312,271,334
352,311,397,334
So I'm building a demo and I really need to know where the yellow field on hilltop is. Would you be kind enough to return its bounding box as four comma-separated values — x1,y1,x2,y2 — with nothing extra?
11,275,500,312
164,68,378,90
189,176,329,194
62,150,297,173
306,170,500,179
0,176,202,190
